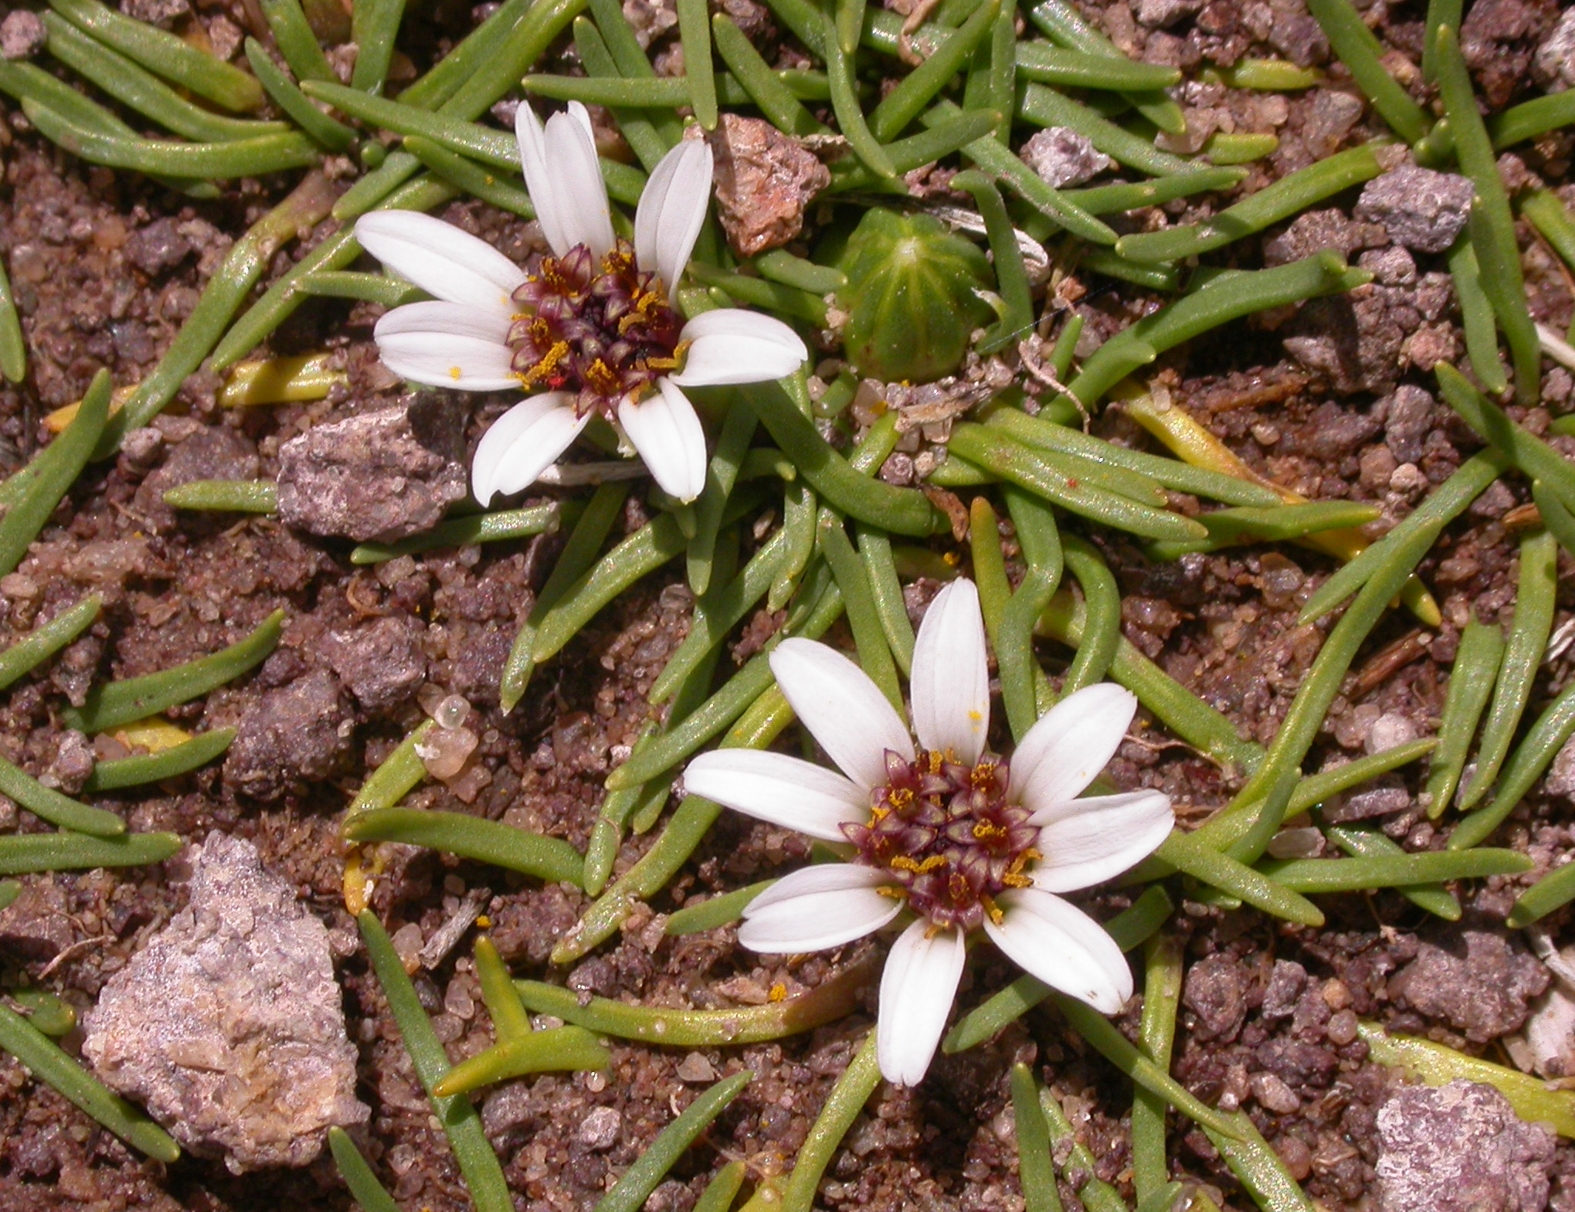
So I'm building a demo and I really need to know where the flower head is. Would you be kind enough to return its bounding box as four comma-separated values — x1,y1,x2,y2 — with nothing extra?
354,103,808,504
683,579,1173,1086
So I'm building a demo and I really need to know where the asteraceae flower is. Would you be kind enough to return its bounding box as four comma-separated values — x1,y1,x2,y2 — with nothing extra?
683,580,1173,1085
354,103,808,504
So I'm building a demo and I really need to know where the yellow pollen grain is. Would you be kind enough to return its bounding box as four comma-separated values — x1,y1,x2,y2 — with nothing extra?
768,983,787,1003
875,885,907,900
887,787,914,811
972,821,1007,841
449,366,462,380
890,854,946,874
983,895,1004,925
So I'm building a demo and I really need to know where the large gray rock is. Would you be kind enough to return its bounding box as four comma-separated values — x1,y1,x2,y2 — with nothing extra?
82,833,368,1172
276,399,468,542
1376,1079,1554,1212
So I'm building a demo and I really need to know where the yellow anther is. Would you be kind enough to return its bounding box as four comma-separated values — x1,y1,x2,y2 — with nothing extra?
890,854,946,874
972,821,1008,842
768,983,787,1003
585,358,622,395
518,340,571,389
983,895,1004,925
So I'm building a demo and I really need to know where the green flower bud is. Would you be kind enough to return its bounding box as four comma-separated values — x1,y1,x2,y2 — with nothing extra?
835,208,995,384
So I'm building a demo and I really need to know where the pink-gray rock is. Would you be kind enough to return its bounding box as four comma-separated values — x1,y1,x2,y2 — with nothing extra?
0,10,46,59
120,0,191,25
276,399,468,543
0,876,76,962
1182,951,1250,1041
1533,7,1575,91
703,116,830,257
1260,959,1307,1020
133,425,261,530
1376,1079,1554,1212
1020,127,1113,188
1354,167,1476,255
81,833,368,1172
1389,931,1550,1042
322,616,426,710
223,669,353,801
1135,0,1201,28
1382,384,1438,464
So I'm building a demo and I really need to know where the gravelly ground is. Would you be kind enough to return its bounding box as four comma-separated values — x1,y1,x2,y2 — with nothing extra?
2,0,1575,1209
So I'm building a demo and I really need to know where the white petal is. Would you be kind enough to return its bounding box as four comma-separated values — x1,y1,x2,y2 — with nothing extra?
876,920,966,1086
374,300,513,345
768,638,913,790
619,379,708,503
1031,790,1174,892
669,310,809,388
516,101,615,259
667,316,812,387
737,864,901,952
680,308,811,343
909,579,990,764
1009,684,1137,815
355,211,524,316
983,889,1132,1014
682,749,868,842
374,330,521,392
471,393,589,505
635,139,713,296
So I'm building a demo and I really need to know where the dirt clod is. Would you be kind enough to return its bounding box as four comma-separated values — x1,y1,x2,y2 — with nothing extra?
0,875,75,962
81,832,369,1173
323,616,427,711
1389,931,1551,1043
223,670,354,801
276,399,469,542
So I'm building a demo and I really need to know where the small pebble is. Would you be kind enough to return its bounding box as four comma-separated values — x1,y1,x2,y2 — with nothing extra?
1327,1009,1359,1046
0,10,46,60
579,1106,622,1151
417,726,478,780
676,1052,717,1083
1249,1071,1302,1115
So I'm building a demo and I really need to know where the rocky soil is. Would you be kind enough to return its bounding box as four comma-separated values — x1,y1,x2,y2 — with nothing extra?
1,0,1575,1209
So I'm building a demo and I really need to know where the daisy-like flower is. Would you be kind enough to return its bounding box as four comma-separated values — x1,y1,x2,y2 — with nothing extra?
353,103,809,504
683,579,1174,1086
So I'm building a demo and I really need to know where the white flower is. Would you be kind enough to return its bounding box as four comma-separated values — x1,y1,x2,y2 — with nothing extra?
354,103,808,504
683,579,1173,1086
